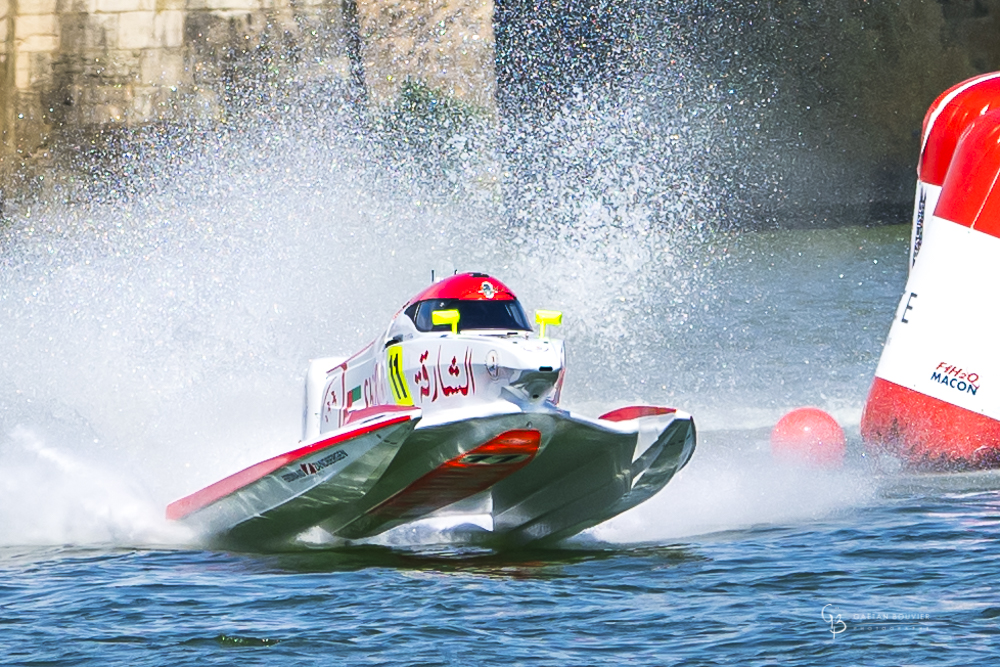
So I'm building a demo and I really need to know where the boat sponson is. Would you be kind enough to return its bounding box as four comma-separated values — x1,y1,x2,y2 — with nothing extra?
177,411,421,547
490,412,696,546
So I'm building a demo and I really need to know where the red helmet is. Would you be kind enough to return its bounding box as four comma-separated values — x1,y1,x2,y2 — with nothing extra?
407,273,517,305
401,273,531,333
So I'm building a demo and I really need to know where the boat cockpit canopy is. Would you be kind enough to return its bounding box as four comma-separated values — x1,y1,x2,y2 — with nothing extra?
404,298,533,333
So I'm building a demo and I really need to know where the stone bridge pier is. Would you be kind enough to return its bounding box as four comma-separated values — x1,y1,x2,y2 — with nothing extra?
0,0,496,161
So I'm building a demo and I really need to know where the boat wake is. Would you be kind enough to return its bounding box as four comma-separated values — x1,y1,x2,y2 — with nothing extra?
0,427,190,548
589,447,880,544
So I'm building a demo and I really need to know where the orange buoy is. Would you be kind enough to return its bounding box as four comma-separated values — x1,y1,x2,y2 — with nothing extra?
771,408,846,468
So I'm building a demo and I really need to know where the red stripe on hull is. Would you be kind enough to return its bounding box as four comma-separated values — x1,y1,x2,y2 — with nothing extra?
599,406,676,422
861,377,1000,470
344,403,420,426
166,411,418,521
364,429,541,523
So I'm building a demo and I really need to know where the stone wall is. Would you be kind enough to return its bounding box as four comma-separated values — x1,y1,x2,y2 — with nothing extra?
3,0,998,171
355,0,494,109
0,0,358,161
1,0,14,154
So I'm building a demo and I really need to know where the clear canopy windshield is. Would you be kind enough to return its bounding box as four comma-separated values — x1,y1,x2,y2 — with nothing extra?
406,299,533,333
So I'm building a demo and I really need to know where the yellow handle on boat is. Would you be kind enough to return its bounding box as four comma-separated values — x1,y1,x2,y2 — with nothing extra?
535,309,563,339
432,309,461,334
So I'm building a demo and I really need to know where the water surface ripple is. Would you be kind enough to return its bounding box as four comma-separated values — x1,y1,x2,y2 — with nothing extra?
2,480,998,665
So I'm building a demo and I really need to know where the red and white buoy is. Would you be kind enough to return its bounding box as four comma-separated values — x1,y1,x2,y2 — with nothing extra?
861,72,1000,469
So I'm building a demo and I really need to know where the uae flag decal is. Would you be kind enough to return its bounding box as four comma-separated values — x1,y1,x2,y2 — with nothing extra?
347,386,362,407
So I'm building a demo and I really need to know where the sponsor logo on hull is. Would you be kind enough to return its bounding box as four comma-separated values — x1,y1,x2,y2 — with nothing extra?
929,362,980,396
281,449,349,483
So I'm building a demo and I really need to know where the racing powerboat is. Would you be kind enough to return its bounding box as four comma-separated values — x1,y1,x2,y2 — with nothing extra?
167,273,696,548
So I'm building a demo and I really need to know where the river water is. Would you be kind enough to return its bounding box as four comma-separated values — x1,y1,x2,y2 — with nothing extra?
2,100,999,663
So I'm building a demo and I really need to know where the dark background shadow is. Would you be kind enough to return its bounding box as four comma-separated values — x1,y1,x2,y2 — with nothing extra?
495,0,999,228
